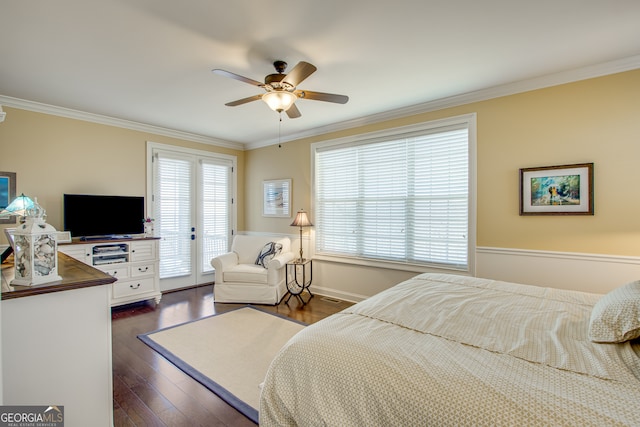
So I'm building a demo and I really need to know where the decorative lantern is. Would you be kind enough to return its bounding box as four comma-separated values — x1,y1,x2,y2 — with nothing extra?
10,198,62,286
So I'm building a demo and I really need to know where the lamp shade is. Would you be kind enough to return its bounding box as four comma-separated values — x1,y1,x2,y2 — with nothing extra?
1,193,35,217
291,210,313,227
262,91,298,113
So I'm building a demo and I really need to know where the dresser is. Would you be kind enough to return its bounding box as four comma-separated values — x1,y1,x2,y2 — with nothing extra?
59,237,162,306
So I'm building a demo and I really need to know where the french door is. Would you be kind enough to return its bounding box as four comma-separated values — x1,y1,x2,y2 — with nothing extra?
148,143,236,291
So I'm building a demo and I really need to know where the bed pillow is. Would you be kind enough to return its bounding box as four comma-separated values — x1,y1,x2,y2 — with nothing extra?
589,280,640,343
255,242,283,268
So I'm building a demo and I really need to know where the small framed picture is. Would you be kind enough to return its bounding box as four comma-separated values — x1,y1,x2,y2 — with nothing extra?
263,179,292,217
520,163,594,215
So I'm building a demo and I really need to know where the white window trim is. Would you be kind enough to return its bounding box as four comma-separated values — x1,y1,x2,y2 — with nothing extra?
311,113,477,275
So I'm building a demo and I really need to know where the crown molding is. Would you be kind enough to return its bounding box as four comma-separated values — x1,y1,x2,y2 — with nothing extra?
2,55,639,151
246,54,640,150
0,95,244,151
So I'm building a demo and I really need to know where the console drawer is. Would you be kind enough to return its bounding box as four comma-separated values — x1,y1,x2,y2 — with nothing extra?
112,277,155,299
99,265,130,280
130,262,155,278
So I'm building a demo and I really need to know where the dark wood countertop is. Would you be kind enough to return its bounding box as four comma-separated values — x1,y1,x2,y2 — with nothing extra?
1,252,116,300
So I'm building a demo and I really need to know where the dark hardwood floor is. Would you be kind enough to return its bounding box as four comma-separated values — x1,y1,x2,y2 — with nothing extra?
111,285,353,426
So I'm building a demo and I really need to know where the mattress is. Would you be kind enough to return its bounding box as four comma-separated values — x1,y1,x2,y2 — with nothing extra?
260,273,640,426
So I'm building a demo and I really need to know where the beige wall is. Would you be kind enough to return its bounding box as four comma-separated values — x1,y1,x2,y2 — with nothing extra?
476,71,640,254
245,135,313,232
245,70,640,298
0,108,245,243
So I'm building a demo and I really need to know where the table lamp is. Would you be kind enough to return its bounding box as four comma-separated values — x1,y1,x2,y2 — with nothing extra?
1,193,35,218
290,209,313,263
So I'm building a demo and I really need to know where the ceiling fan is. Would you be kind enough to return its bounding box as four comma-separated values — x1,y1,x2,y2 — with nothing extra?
212,60,348,118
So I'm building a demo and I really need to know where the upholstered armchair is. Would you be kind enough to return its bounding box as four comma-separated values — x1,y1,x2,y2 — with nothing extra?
211,234,295,304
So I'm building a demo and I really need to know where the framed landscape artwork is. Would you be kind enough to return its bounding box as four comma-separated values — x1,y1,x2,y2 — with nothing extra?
520,163,594,216
263,179,291,217
0,171,17,224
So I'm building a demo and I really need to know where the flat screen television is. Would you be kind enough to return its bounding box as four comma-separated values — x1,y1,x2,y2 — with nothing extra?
63,194,145,239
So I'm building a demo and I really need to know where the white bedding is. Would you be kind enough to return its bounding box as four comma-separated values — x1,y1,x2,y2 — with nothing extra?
260,273,640,426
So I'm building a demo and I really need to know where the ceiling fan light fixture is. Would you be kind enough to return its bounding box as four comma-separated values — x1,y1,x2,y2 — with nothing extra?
262,91,297,113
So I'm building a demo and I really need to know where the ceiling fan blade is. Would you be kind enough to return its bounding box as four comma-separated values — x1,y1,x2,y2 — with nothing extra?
285,103,301,119
225,94,263,107
295,90,349,104
282,61,317,87
212,69,264,87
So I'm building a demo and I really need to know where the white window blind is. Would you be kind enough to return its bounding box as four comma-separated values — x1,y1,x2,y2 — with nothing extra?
315,122,470,270
200,159,231,273
154,153,193,279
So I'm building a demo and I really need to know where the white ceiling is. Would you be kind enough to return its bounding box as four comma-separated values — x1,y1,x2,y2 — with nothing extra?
1,0,639,150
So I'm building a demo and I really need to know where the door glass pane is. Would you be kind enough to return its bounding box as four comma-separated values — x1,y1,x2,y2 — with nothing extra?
154,154,193,279
200,160,231,273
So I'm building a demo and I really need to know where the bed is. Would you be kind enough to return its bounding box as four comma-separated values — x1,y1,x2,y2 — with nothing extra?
260,273,640,426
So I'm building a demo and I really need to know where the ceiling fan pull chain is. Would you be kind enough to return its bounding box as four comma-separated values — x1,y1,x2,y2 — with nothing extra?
278,113,283,148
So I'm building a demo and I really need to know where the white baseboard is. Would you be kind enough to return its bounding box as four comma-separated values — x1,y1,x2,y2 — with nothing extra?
476,247,640,294
310,285,367,304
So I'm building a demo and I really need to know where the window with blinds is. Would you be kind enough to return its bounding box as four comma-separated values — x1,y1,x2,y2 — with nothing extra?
314,116,474,271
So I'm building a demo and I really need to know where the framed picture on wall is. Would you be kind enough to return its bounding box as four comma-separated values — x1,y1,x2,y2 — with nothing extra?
520,163,594,215
263,179,292,217
0,171,17,224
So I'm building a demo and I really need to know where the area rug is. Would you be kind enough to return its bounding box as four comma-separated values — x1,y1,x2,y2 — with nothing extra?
137,306,306,424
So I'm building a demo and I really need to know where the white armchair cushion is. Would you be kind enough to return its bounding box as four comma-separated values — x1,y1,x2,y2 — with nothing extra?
224,264,268,284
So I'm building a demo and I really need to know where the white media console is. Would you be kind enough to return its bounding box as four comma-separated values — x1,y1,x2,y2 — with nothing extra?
59,237,162,306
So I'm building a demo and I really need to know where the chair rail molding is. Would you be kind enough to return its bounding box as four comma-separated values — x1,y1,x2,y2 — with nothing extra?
476,246,640,294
